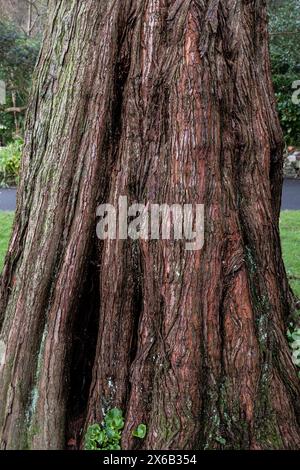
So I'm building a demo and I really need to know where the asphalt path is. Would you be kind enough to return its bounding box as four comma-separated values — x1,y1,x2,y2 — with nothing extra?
281,178,300,210
0,187,17,211
0,179,299,212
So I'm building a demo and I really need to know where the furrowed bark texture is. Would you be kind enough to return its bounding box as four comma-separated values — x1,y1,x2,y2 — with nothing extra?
0,0,300,450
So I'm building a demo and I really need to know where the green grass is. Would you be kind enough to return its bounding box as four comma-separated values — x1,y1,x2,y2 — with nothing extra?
280,211,300,299
0,212,14,270
0,211,299,299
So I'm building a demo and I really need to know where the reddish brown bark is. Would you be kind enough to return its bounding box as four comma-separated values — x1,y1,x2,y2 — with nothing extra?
0,0,300,450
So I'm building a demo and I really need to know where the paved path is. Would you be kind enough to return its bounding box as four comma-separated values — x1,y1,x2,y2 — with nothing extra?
281,179,300,210
0,179,299,212
0,188,17,211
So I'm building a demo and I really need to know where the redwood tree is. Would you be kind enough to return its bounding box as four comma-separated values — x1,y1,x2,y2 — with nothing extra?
0,0,300,450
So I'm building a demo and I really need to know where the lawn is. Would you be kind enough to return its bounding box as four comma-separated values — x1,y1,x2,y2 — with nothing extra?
0,211,299,298
0,212,14,270
280,211,300,298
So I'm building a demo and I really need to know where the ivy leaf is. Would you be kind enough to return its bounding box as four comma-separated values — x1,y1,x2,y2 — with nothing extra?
106,408,123,420
106,427,121,441
84,424,102,449
216,436,226,445
107,443,122,450
112,416,125,430
132,424,147,439
105,408,124,429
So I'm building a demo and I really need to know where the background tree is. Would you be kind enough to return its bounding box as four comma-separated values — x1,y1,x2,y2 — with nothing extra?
0,0,46,144
0,0,48,37
0,0,300,451
0,19,40,142
269,0,300,145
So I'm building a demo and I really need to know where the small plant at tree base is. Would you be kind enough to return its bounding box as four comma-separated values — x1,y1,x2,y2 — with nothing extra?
132,423,147,439
84,408,147,450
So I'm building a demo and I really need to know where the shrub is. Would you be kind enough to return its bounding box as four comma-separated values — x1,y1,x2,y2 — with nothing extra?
0,138,22,186
275,89,300,146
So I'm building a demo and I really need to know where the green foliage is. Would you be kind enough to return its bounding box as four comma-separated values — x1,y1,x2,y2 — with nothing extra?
84,408,124,451
215,436,227,446
0,97,15,145
84,408,147,450
0,139,22,186
275,87,300,146
132,423,147,439
269,0,300,145
0,19,40,143
0,20,40,96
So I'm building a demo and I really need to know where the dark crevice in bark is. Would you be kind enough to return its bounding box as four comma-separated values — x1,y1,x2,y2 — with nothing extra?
127,244,143,370
66,20,136,448
123,242,145,450
66,240,101,449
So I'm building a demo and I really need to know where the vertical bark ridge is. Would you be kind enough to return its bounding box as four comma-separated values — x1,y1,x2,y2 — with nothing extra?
29,0,139,450
229,0,300,448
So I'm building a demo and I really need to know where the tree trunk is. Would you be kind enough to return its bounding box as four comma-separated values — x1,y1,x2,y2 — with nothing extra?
0,0,300,450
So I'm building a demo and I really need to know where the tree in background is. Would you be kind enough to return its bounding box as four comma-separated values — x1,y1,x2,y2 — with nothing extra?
0,19,40,143
0,1,46,144
0,0,299,451
269,0,300,145
0,0,48,37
